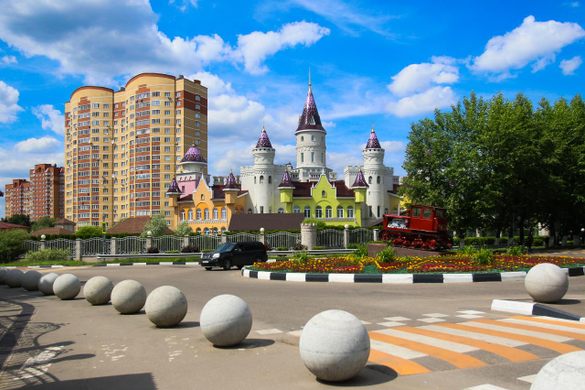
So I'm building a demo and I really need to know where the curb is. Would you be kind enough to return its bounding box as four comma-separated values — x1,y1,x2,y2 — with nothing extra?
491,299,585,322
240,266,585,284
2,262,200,269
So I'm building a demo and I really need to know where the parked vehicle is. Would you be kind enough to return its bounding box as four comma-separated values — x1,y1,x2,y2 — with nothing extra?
201,241,268,270
381,205,452,250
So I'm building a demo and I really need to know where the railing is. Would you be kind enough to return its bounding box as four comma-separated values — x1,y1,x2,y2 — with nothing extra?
117,236,148,254
349,228,372,244
81,237,110,256
317,229,344,248
45,238,76,253
226,233,260,243
189,235,221,251
152,236,183,252
266,232,300,249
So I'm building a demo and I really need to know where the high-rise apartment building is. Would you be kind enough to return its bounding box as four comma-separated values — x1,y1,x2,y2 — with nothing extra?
29,164,65,221
64,73,208,228
4,179,31,219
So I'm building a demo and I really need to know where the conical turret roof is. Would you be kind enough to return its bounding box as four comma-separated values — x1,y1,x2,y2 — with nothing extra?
181,144,207,163
352,170,368,188
255,126,273,148
365,128,382,149
296,78,325,133
223,172,239,190
166,177,182,195
278,170,295,188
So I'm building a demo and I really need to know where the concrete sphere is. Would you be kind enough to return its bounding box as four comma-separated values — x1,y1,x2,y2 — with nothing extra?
5,269,24,288
0,268,8,285
525,263,569,303
111,280,146,314
38,273,59,295
53,273,81,300
144,286,188,328
299,309,370,382
200,294,252,347
22,270,42,291
84,276,114,305
531,351,585,390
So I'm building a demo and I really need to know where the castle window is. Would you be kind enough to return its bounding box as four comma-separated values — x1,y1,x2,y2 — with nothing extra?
278,208,284,213
204,209,210,220
368,176,372,184
321,190,326,198
248,208,252,214
196,228,201,234
301,136,304,142
204,228,210,236
377,176,381,184
268,176,272,184
377,206,380,218
304,206,311,218
221,208,227,219
201,194,205,200
293,205,301,214
325,206,332,218
196,209,201,220
347,206,354,218
337,206,344,218
315,206,322,218
213,208,218,220
259,175,264,184
212,227,218,235
254,176,257,184
311,152,314,162
180,211,185,221
301,153,304,163
188,210,193,220
311,135,314,141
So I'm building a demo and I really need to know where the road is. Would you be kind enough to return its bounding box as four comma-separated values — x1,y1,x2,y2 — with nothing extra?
1,265,585,389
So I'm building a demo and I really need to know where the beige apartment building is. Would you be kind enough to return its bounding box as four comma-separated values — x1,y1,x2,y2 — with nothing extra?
64,73,208,228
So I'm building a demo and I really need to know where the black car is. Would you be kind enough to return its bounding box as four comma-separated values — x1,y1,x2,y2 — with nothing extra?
201,241,268,270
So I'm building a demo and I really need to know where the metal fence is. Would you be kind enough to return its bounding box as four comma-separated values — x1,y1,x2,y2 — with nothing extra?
226,232,260,243
44,238,76,254
152,236,183,252
349,228,372,244
189,235,221,251
81,237,110,256
117,236,148,254
317,229,344,248
24,240,42,252
266,232,300,249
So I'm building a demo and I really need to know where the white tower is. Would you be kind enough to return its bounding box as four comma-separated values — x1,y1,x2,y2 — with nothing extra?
362,128,392,219
294,76,331,181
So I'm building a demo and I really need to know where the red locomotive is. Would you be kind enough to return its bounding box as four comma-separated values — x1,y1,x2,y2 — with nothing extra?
381,205,452,250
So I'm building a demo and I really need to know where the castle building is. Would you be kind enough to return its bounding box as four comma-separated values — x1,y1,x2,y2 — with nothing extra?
64,73,208,228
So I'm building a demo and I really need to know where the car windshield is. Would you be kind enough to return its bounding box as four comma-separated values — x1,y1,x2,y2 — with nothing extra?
215,243,236,253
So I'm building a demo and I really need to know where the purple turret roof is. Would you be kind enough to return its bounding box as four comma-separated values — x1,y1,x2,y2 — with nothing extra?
181,144,207,163
223,172,239,190
166,177,182,195
278,170,295,188
255,126,273,148
352,170,369,188
296,78,325,133
365,128,382,149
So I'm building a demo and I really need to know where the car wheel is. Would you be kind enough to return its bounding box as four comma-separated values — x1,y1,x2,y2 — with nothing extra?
223,260,231,270
205,267,212,271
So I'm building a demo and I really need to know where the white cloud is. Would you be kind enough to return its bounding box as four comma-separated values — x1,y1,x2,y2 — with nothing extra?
471,16,585,78
14,136,61,153
235,21,330,75
0,80,22,123
388,57,459,97
0,1,328,83
560,56,583,75
32,104,65,135
1,55,17,65
169,0,198,12
387,86,457,117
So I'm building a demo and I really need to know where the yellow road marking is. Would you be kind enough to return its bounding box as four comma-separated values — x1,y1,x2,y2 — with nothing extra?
368,349,431,376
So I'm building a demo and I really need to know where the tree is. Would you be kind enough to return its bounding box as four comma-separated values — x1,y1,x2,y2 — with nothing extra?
141,214,169,237
6,214,31,227
175,221,193,236
0,229,30,262
31,216,56,231
75,225,104,239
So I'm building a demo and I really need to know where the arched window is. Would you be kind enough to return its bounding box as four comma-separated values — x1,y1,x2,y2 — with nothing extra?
337,206,344,218
247,208,252,214
325,206,332,218
278,208,284,213
368,176,372,184
347,206,354,218
204,209,210,220
301,136,304,142
180,210,185,221
188,210,193,220
200,194,205,200
293,205,301,214
212,227,218,235
304,206,311,218
221,207,227,219
321,190,326,198
220,227,226,233
204,228,210,236
377,206,381,218
315,206,322,218
259,175,264,184
377,176,381,184
311,152,314,162
254,176,257,184
213,208,218,220
196,228,201,234
196,209,201,220
301,153,304,163
268,176,272,184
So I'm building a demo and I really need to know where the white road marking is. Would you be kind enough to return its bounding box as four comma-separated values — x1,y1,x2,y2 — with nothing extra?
517,374,537,383
376,321,406,328
256,328,283,335
423,313,450,318
456,314,484,319
461,321,571,342
287,330,303,337
464,385,510,390
420,325,526,347
384,316,412,322
499,318,585,335
376,329,478,353
370,339,427,359
417,318,446,324
457,310,485,315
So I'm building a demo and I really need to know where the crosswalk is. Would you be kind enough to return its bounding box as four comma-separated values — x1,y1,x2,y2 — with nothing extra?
367,315,585,376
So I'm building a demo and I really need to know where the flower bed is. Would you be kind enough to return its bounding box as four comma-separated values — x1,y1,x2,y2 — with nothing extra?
252,254,585,274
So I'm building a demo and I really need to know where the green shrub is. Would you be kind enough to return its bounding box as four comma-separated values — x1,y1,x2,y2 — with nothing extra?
352,244,368,259
175,221,193,236
0,229,30,262
24,249,71,263
474,248,494,265
293,251,309,262
377,247,396,263
76,225,103,239
506,246,527,256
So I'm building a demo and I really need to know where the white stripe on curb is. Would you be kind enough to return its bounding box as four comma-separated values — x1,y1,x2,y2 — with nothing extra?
382,274,413,284
286,273,306,282
443,273,473,283
329,274,354,283
491,299,535,316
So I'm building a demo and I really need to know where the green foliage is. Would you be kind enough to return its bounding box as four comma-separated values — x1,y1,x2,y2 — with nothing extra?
293,251,309,262
75,225,104,239
506,246,527,256
5,214,31,227
175,221,193,236
352,244,368,259
376,246,396,263
474,248,495,266
0,229,30,262
141,215,169,237
24,249,71,262
31,217,56,232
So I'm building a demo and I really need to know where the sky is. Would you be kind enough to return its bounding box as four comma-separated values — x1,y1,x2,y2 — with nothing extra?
0,0,584,217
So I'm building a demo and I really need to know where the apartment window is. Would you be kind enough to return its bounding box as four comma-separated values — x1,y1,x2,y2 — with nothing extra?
195,95,201,101
213,209,218,220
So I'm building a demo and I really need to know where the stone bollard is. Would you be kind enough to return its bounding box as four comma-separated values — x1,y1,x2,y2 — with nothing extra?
259,227,266,245
525,263,568,303
532,351,585,390
40,235,46,251
182,235,189,249
75,238,82,261
301,223,316,250
110,237,117,255
373,229,379,242
200,294,252,347
146,231,152,252
221,234,227,244
343,225,349,249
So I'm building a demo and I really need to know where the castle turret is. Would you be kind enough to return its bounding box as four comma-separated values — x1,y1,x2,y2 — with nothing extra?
223,172,239,206
362,128,387,219
165,177,182,229
351,170,368,226
295,76,331,182
278,170,295,213
180,144,207,175
253,126,275,166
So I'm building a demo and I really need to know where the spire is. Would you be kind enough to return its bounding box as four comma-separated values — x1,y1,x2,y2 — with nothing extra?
296,75,325,133
181,144,207,163
365,127,382,149
223,172,239,190
278,170,295,188
352,170,369,188
255,126,273,148
166,177,182,195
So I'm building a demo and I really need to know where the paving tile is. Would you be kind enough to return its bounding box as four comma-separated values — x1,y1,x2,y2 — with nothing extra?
456,314,485,319
457,310,486,315
417,318,447,324
376,321,407,327
384,316,412,322
422,313,450,318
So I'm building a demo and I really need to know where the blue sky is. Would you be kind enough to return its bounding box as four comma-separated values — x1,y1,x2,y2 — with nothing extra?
0,0,584,217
